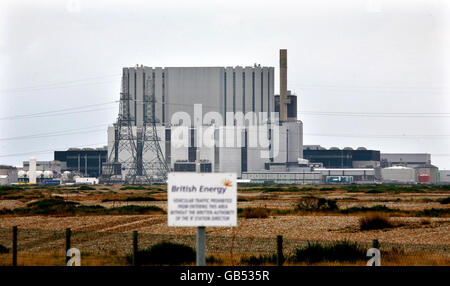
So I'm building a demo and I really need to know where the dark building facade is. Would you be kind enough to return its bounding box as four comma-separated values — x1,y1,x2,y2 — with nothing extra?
54,148,108,177
275,92,297,120
173,161,212,172
303,149,380,168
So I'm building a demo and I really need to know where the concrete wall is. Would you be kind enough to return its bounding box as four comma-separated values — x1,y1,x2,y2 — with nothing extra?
120,66,275,127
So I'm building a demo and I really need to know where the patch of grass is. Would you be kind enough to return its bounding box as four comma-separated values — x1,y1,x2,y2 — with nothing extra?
3,195,24,200
120,185,147,190
106,205,165,215
339,205,402,214
127,242,195,265
238,207,269,218
359,213,396,231
237,197,249,202
240,254,277,266
440,197,450,204
0,185,22,191
416,208,450,217
124,196,161,202
102,196,162,202
3,198,165,215
291,240,366,263
77,185,95,191
366,189,382,194
0,244,9,254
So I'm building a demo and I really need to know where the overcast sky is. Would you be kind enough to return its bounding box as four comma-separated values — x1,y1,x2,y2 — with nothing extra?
1,0,449,169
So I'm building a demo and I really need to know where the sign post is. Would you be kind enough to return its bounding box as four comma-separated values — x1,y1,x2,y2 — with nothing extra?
168,172,237,266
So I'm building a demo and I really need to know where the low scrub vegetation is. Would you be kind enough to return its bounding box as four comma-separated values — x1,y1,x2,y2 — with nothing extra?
339,205,401,214
120,185,147,190
291,240,366,263
238,207,269,218
296,196,338,212
206,255,224,265
0,244,9,254
359,213,396,230
102,196,162,203
416,208,450,217
0,198,165,215
77,185,95,191
240,254,277,266
127,242,195,265
440,197,450,204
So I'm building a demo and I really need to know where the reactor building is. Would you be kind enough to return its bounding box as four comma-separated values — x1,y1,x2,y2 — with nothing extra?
102,49,304,184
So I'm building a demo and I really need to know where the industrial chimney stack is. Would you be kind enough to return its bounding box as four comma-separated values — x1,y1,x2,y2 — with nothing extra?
279,49,288,122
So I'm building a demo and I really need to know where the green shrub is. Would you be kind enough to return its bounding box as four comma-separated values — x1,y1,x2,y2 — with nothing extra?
416,208,450,217
366,189,382,194
128,242,196,265
16,198,80,215
238,207,269,218
240,254,277,266
9,199,165,215
440,197,450,204
3,195,24,200
339,205,401,214
77,185,95,191
0,185,22,192
120,185,147,190
359,213,395,230
0,244,9,254
291,240,365,263
296,197,338,212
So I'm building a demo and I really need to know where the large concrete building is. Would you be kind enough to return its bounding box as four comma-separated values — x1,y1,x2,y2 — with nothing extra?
303,145,380,169
54,147,107,178
380,153,431,168
105,50,305,182
119,65,275,126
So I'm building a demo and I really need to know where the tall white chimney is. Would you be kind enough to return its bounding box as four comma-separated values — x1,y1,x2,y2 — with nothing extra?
29,157,37,184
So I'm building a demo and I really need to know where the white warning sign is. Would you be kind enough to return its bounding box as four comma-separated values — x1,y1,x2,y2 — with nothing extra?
168,172,237,227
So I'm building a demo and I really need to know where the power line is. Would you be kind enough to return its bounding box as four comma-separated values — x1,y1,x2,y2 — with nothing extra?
299,111,450,118
0,125,110,141
304,133,450,139
0,142,107,158
0,101,119,120
0,74,121,93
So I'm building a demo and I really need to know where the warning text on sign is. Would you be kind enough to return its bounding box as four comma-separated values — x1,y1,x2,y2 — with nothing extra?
168,173,237,227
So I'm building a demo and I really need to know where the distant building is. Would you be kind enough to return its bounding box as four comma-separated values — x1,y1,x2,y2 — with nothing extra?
381,166,416,184
438,170,450,184
315,168,376,183
414,164,439,184
54,147,108,178
22,160,66,173
380,153,431,168
0,165,18,185
303,146,380,169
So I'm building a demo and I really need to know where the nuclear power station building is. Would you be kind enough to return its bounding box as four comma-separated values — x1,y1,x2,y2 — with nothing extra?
102,50,304,184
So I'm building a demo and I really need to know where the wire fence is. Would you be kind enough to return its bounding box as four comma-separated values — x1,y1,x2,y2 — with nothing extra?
0,226,449,266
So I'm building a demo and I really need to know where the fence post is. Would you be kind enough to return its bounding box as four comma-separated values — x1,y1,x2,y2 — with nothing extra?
132,230,138,266
65,228,71,264
277,235,284,266
12,226,17,266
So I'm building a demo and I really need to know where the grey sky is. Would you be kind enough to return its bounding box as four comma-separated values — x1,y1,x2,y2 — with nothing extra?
1,0,449,169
